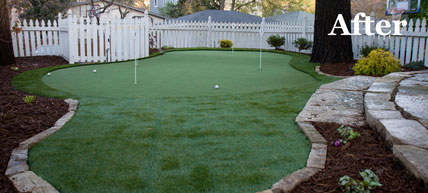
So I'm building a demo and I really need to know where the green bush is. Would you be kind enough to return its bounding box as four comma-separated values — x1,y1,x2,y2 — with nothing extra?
293,38,313,52
266,35,285,50
23,95,35,104
360,45,386,57
219,40,233,48
403,61,427,71
353,49,401,76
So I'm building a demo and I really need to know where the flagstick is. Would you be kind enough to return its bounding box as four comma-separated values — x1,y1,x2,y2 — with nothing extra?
134,18,137,85
259,17,265,71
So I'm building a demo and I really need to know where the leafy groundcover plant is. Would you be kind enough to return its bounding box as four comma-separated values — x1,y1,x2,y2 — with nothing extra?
334,125,360,146
23,95,35,104
340,169,382,193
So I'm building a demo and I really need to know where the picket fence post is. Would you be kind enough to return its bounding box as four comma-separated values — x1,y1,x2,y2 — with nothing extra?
207,16,212,47
67,10,76,64
303,15,307,38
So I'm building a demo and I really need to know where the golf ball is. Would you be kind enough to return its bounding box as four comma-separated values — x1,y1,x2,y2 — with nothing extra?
93,69,97,73
215,85,219,89
47,72,51,76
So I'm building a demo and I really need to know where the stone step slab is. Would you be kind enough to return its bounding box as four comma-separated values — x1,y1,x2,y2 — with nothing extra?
379,119,428,149
319,76,378,91
393,145,428,184
297,89,366,127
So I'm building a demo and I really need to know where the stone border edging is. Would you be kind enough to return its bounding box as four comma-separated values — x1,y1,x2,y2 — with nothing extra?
257,122,328,193
315,65,350,78
5,98,78,193
364,71,428,184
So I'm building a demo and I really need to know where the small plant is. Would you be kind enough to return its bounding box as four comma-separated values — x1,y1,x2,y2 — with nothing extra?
219,40,233,48
403,61,427,71
335,125,360,146
353,49,401,76
360,45,386,57
340,169,382,193
266,35,285,50
293,38,313,52
23,95,35,104
161,46,174,50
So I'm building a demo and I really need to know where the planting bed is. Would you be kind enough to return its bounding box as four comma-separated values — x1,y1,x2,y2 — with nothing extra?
293,122,428,193
0,57,69,193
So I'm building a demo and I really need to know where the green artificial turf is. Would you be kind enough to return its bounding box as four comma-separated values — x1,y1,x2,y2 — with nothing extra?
15,50,338,193
43,51,303,98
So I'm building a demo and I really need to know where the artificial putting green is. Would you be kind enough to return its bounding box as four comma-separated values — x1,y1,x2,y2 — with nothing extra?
19,50,337,193
44,51,299,98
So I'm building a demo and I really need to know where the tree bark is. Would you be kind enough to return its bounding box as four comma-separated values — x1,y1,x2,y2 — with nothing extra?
231,0,235,11
0,0,16,66
311,0,353,64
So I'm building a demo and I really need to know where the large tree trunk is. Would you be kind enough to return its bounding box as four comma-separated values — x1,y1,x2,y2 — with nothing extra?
311,0,353,64
231,0,236,11
0,0,15,66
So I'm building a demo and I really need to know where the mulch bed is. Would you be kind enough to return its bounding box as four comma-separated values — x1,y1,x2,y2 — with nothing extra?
0,57,69,193
319,61,356,76
293,122,428,193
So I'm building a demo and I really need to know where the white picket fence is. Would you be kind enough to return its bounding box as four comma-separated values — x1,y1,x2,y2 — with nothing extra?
150,17,314,53
11,10,150,64
10,10,428,66
351,17,428,66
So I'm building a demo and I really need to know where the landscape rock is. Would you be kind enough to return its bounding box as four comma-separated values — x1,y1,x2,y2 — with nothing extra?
379,119,428,149
297,89,365,127
393,145,428,184
367,82,396,93
5,147,29,176
306,143,327,169
396,75,428,122
9,171,58,193
319,76,377,91
271,167,320,193
366,110,402,132
296,122,327,144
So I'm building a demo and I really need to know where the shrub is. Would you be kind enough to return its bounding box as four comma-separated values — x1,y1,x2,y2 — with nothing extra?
353,49,401,76
360,45,385,57
403,61,427,71
293,38,313,52
161,46,174,50
266,35,285,50
340,169,382,193
23,95,35,104
219,40,233,48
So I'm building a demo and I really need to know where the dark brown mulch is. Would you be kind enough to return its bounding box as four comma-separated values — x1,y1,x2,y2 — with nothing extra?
319,61,356,76
293,122,428,193
0,56,69,193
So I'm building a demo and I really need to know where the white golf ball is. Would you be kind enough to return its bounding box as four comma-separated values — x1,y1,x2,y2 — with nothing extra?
93,69,97,73
47,73,51,76
215,85,219,89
